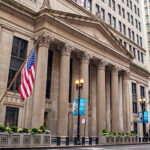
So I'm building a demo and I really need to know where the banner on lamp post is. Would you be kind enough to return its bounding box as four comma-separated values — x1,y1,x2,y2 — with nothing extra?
138,111,149,123
79,98,86,116
138,112,143,123
144,111,148,123
72,99,78,116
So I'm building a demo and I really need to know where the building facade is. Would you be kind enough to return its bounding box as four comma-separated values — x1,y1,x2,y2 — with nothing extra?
144,0,150,105
0,0,149,137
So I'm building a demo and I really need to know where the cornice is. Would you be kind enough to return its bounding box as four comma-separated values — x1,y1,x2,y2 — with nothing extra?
130,62,150,78
0,0,36,23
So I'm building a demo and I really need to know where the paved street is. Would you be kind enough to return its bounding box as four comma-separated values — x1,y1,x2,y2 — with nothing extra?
5,144,150,150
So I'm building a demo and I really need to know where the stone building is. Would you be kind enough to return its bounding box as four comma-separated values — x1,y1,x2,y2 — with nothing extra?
0,0,149,137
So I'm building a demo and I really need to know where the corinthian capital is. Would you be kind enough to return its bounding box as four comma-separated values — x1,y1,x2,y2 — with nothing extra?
112,66,120,74
58,43,74,56
123,70,130,79
98,60,108,70
39,35,54,48
81,52,91,63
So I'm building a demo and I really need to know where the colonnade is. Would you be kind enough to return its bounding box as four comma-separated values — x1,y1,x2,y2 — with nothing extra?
31,35,130,136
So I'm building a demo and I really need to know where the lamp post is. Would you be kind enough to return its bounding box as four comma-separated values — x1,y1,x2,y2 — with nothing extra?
75,78,84,145
139,97,146,138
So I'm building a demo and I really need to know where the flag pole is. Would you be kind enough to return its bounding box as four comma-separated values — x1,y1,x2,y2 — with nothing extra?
0,35,43,104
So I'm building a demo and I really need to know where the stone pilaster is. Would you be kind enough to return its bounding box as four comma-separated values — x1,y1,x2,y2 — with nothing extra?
122,71,130,132
80,52,90,137
0,27,14,125
97,60,107,135
31,35,53,128
57,44,73,136
111,66,121,132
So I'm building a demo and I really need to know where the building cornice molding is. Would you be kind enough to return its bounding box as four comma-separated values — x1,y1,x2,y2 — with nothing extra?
130,63,150,78
0,0,36,23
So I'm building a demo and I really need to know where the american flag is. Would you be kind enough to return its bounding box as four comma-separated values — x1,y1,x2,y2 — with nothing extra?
19,47,36,101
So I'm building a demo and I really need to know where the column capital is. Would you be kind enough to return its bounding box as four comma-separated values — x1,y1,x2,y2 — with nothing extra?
112,66,120,74
39,35,54,48
123,70,130,80
60,43,74,56
81,52,91,63
97,60,108,70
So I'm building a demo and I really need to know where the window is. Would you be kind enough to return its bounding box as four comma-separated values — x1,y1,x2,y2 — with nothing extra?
112,0,115,10
5,106,19,127
119,39,122,43
7,37,28,92
132,83,137,114
140,37,142,47
81,0,86,7
134,5,137,14
130,1,132,10
124,41,127,48
131,15,134,25
88,0,92,11
135,19,138,29
96,4,100,13
46,50,53,99
127,12,130,22
112,17,116,28
126,0,129,6
101,8,105,20
132,31,135,41
108,0,111,7
122,8,125,18
69,59,73,103
140,86,145,98
118,4,121,15
139,22,141,31
136,34,139,45
141,53,144,63
134,122,138,134
108,13,111,25
138,50,140,61
123,24,126,35
119,21,122,32
133,47,136,58
129,45,132,53
128,28,131,39
137,8,140,17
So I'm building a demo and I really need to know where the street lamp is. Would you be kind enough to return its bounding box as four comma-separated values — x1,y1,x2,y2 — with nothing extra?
139,97,146,137
75,78,84,145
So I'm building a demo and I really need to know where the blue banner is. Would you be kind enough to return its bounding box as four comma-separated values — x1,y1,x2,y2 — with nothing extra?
138,111,149,123
144,111,148,123
138,112,143,123
72,99,78,116
79,98,86,116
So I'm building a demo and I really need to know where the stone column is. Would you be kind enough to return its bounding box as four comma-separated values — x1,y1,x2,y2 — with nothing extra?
80,52,90,137
31,35,53,128
111,66,121,132
97,61,107,135
122,71,130,132
57,44,73,136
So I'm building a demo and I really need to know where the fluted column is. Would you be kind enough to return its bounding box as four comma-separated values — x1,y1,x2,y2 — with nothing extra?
122,71,130,132
97,61,107,135
57,44,73,136
80,52,90,136
111,66,121,132
31,35,53,128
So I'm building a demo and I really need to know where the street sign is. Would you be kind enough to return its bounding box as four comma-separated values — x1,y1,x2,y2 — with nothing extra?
72,99,78,116
79,98,86,116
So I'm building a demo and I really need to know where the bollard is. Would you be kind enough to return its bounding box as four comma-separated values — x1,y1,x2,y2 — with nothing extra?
57,137,61,146
89,137,92,145
66,137,69,145
96,137,99,144
82,137,85,145
74,137,77,145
